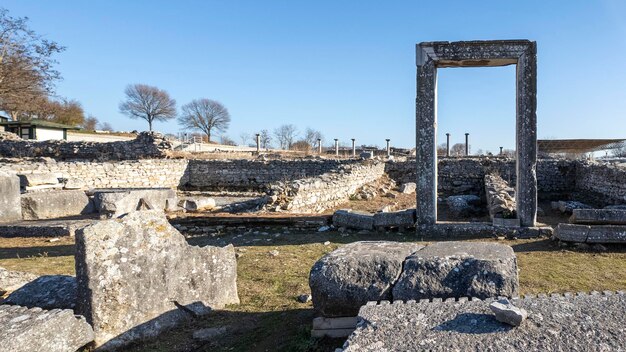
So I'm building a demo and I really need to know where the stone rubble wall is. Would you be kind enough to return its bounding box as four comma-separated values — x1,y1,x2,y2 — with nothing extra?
386,158,577,200
575,161,626,205
185,159,365,191
484,174,516,219
0,132,172,160
279,162,386,213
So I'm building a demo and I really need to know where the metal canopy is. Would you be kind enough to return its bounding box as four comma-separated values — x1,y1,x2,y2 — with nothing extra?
538,139,626,154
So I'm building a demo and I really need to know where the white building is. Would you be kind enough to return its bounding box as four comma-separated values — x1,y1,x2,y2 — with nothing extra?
0,119,78,141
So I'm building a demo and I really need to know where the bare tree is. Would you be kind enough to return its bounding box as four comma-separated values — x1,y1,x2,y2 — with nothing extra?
98,122,113,132
0,8,65,119
612,143,626,157
82,115,98,131
119,84,176,131
177,98,230,142
260,129,271,149
239,132,251,146
450,143,465,157
436,143,447,157
273,124,298,150
220,135,237,146
304,127,323,147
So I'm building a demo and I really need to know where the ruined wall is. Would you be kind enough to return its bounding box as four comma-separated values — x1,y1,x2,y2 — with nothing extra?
0,132,172,160
275,161,386,213
575,161,626,205
386,158,577,200
0,159,190,189
185,159,365,191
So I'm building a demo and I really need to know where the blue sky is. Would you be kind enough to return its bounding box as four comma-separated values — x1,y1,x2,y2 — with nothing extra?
3,0,626,152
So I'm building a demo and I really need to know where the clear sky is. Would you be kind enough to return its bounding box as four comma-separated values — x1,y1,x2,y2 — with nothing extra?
3,0,626,152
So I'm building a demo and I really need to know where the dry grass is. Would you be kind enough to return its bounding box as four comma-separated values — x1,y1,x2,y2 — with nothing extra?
2,230,626,351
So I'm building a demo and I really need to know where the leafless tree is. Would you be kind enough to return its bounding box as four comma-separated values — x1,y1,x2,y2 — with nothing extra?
98,122,113,132
177,98,230,142
450,143,465,157
436,143,447,157
119,84,176,131
260,129,271,149
82,115,98,131
220,135,237,146
304,127,323,147
612,143,626,157
274,124,298,150
239,132,251,146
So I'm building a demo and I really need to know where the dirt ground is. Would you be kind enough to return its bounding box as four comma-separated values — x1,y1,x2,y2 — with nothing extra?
2,218,626,351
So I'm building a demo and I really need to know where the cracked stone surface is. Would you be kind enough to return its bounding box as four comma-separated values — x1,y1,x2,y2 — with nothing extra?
343,292,626,351
0,304,94,352
4,275,76,310
75,210,239,350
309,241,423,317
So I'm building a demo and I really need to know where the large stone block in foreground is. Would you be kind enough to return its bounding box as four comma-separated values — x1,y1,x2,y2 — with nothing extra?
93,188,176,218
21,190,94,220
333,209,374,230
0,172,22,222
309,241,423,317
75,210,239,350
392,241,518,301
0,305,94,352
343,292,626,351
555,223,626,243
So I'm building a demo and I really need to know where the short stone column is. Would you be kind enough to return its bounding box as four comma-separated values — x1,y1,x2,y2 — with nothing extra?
386,139,391,157
500,146,503,155
334,139,339,156
255,133,260,152
446,133,450,157
351,139,356,157
465,133,469,156
318,138,322,154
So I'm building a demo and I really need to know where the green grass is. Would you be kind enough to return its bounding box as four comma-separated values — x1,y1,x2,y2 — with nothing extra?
2,233,626,351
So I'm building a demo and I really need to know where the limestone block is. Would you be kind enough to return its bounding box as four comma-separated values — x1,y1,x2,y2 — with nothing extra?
4,275,76,310
21,190,94,220
0,172,22,222
0,305,94,352
17,173,59,187
569,209,626,225
0,266,38,294
181,197,216,212
554,223,590,242
586,225,626,243
309,241,423,317
93,188,176,218
400,182,416,194
446,195,482,217
392,241,519,301
75,210,239,350
333,209,374,230
373,209,416,228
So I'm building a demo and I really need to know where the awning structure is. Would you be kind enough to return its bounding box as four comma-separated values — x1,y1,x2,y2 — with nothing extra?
538,139,626,154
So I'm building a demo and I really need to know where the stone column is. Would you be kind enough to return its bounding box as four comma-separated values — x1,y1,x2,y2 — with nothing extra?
318,138,322,154
415,52,437,225
255,133,260,152
386,139,391,157
500,146,503,155
516,42,538,227
334,139,339,156
446,133,450,157
465,133,469,156
351,139,356,157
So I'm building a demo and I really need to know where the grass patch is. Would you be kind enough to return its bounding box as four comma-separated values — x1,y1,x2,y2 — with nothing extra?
2,231,626,351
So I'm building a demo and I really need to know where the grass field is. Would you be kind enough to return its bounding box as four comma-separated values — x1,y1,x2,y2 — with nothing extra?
2,227,626,352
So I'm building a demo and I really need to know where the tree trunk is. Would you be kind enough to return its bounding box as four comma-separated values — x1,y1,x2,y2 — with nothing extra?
148,119,152,132
207,131,211,143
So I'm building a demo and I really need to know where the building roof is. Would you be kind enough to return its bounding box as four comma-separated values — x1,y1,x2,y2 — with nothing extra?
0,119,80,130
538,139,626,154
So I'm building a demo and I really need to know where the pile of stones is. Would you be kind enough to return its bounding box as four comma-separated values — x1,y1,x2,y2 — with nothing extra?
485,173,516,219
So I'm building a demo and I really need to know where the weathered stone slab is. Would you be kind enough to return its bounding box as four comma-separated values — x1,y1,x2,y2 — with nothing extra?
446,195,482,217
0,218,97,238
75,210,239,350
0,266,38,295
0,305,94,352
587,225,626,243
93,188,176,218
373,209,415,228
309,241,423,317
556,200,592,214
343,292,626,351
554,223,589,242
0,172,22,222
4,275,76,310
21,190,94,220
332,209,374,230
570,209,626,225
17,173,59,187
392,241,518,301
181,197,216,212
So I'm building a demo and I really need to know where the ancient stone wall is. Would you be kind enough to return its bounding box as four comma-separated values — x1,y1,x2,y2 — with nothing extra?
0,132,172,160
386,158,577,200
185,159,365,191
278,161,386,213
575,161,626,205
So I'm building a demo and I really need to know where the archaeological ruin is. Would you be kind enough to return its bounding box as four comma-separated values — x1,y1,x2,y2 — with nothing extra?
0,40,625,351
